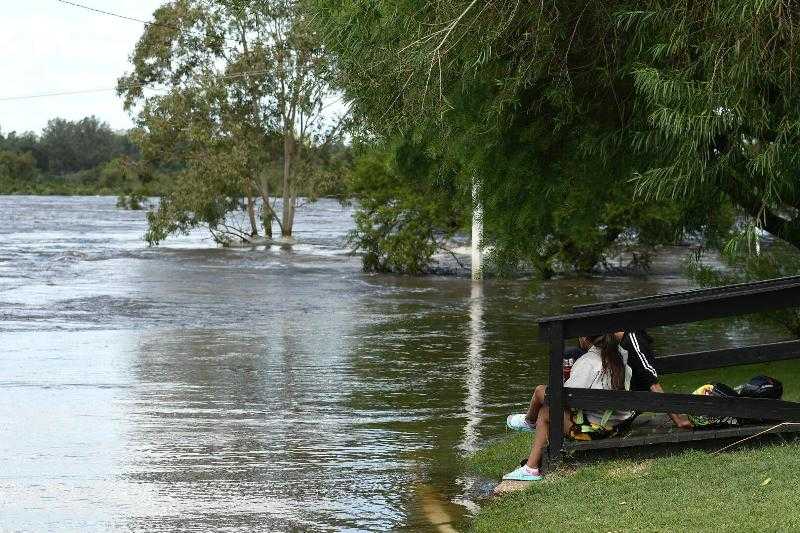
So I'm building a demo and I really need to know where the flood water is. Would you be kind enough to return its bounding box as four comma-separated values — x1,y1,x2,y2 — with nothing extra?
0,196,786,531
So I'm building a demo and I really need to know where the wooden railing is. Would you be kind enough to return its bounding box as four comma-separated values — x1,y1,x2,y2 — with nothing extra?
537,275,800,464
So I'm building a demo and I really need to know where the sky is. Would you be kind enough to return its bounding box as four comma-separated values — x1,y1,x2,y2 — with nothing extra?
0,0,165,135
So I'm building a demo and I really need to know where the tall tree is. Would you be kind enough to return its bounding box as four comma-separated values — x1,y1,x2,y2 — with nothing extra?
309,1,717,274
120,0,343,244
40,116,132,174
310,1,799,274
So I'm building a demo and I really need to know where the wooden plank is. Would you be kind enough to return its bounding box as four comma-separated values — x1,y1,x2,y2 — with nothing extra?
547,323,565,465
564,388,800,422
572,275,800,314
655,340,800,374
538,283,800,340
566,422,800,451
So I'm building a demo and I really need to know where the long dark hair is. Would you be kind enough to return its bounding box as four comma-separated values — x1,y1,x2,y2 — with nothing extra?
583,334,625,390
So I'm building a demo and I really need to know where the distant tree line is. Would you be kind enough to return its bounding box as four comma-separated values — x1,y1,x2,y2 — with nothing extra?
0,110,350,219
0,116,155,195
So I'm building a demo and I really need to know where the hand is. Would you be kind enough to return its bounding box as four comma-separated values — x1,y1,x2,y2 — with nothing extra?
675,417,693,430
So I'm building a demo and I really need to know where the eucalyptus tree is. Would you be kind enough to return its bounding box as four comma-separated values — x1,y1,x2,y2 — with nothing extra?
120,0,341,244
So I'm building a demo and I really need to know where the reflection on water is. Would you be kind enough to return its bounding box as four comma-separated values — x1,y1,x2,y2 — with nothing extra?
461,281,484,454
0,196,790,531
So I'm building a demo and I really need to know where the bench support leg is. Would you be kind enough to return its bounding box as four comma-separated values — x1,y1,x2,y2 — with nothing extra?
547,323,564,470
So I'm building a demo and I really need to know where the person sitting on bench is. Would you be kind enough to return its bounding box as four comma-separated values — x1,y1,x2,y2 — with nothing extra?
507,330,692,433
616,330,692,429
502,333,634,481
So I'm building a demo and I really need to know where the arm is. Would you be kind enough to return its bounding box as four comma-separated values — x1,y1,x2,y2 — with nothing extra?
625,331,659,390
650,383,693,429
626,332,693,429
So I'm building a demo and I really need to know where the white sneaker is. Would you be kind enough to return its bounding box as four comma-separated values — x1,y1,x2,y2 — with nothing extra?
506,413,533,432
502,465,542,481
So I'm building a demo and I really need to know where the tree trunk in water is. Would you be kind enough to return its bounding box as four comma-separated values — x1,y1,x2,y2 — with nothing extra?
246,195,259,238
281,131,295,238
471,176,483,280
259,174,273,239
284,195,295,236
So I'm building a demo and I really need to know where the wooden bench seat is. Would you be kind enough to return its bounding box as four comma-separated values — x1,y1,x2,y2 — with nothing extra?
566,413,800,452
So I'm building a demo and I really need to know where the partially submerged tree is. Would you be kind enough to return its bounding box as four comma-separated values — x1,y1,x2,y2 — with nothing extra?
347,138,468,274
120,0,344,244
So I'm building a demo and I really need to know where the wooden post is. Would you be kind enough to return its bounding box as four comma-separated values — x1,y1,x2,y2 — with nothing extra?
547,322,565,469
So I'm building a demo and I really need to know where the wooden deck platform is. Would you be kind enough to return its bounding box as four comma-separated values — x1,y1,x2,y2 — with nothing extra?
565,413,800,452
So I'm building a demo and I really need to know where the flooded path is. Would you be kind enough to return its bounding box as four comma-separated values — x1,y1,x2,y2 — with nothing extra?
0,196,783,531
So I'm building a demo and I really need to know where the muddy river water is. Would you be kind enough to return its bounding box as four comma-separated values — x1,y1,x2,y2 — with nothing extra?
0,196,782,531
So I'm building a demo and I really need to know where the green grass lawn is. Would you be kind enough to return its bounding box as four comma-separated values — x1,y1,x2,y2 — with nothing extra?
469,360,800,532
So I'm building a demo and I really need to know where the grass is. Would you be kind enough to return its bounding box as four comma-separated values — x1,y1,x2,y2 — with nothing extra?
469,360,800,532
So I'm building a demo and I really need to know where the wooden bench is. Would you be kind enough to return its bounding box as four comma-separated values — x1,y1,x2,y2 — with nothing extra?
537,275,800,463
566,413,800,452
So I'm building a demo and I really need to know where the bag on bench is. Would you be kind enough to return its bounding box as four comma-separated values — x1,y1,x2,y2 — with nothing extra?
736,375,783,400
689,382,739,428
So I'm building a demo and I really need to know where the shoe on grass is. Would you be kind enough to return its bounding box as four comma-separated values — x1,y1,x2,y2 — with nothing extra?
502,465,542,481
506,413,534,432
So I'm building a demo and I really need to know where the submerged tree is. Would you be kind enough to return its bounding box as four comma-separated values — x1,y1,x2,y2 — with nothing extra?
347,138,468,274
120,0,344,244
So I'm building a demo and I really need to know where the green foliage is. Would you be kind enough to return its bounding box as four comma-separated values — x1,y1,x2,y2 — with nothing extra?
121,0,344,243
684,240,800,335
38,116,136,174
308,0,800,275
347,140,468,274
0,118,152,195
308,1,738,276
0,130,48,169
0,150,36,181
623,1,800,249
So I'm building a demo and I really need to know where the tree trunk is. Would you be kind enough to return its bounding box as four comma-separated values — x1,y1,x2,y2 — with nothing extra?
258,173,273,239
471,176,483,280
281,131,295,238
246,195,259,238
285,194,296,236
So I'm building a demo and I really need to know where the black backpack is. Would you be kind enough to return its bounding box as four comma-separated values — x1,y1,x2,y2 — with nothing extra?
710,382,739,399
736,375,783,400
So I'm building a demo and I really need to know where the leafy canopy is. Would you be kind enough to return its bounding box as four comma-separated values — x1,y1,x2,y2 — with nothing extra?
309,1,733,274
